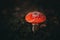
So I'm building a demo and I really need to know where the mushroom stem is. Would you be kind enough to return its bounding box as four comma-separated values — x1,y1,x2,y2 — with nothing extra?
32,24,38,32
32,24,35,32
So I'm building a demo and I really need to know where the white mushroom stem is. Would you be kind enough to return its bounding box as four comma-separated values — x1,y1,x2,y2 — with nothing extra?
32,24,38,32
32,24,35,32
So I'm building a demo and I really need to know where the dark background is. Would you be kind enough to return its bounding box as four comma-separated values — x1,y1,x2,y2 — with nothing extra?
0,0,60,40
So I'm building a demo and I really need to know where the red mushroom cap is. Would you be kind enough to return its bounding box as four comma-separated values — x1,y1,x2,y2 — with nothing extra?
25,11,46,24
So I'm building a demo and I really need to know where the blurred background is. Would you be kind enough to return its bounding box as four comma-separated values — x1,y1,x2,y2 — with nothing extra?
0,0,60,40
